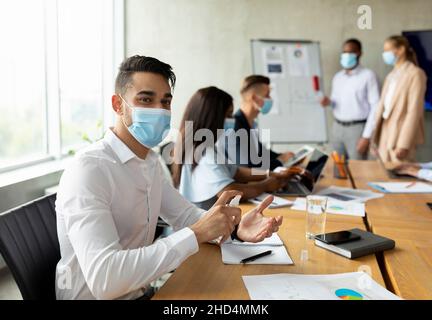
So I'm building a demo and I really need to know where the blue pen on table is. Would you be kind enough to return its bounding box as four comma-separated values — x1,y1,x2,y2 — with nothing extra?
368,183,388,193
240,250,272,264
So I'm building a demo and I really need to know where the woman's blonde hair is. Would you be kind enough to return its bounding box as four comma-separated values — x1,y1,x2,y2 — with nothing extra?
386,35,418,66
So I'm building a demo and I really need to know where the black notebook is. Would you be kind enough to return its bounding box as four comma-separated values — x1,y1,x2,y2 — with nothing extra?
314,228,395,259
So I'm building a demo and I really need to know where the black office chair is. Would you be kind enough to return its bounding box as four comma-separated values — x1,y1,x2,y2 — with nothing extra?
0,193,60,300
154,142,175,240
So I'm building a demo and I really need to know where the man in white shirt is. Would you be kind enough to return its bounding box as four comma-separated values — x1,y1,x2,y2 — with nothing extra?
55,55,282,300
321,38,380,160
394,162,432,182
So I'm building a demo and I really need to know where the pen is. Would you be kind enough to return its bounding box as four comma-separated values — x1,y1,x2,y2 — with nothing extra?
240,250,272,264
405,182,416,188
370,183,387,193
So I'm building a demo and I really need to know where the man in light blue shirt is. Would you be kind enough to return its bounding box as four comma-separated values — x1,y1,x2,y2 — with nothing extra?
394,162,432,182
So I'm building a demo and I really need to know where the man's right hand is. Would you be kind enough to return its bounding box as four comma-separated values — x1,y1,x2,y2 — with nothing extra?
190,190,242,244
277,151,295,163
320,96,331,107
263,176,287,193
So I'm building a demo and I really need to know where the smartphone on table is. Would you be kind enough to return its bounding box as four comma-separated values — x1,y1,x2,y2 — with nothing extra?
315,230,360,245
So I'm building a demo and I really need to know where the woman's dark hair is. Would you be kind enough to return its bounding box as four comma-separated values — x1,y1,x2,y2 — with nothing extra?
172,86,233,187
386,35,418,66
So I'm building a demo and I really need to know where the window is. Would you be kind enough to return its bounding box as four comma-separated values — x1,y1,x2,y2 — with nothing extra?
0,0,47,169
0,0,124,172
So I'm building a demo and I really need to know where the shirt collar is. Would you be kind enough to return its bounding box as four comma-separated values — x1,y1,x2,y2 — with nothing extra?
344,64,362,76
235,108,252,130
104,128,137,164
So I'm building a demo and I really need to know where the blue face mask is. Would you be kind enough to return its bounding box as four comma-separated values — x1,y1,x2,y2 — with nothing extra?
340,53,358,69
120,96,171,148
224,118,235,131
382,51,397,66
260,98,273,114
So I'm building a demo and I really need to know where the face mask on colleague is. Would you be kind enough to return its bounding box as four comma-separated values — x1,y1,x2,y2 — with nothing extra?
224,118,235,131
340,52,358,69
382,51,397,66
258,97,273,115
119,95,171,148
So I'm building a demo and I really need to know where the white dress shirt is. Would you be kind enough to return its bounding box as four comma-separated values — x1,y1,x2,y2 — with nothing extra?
418,162,432,182
55,128,204,300
330,65,380,138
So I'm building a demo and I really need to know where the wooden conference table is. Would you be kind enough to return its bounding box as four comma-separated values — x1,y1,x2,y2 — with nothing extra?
154,160,396,300
349,160,432,300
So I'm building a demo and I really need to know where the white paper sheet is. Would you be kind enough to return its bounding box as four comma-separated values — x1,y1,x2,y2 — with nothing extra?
222,244,293,265
242,272,402,300
249,193,293,208
262,46,285,79
286,44,310,77
290,198,365,217
268,83,280,115
317,186,384,203
221,234,293,265
231,233,283,246
291,197,307,211
326,200,365,217
368,182,432,194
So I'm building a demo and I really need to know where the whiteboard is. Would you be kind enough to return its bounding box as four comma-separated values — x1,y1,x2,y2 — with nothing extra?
251,39,328,144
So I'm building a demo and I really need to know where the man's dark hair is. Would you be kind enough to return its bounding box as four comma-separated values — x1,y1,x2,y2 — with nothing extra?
344,38,362,52
115,55,176,94
240,75,270,94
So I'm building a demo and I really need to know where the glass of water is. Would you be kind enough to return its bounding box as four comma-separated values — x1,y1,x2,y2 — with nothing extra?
305,195,327,240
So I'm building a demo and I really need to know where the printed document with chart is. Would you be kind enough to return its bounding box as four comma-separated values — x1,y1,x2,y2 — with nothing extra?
242,272,401,300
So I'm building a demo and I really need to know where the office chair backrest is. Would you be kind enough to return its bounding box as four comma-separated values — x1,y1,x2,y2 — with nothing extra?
0,193,60,300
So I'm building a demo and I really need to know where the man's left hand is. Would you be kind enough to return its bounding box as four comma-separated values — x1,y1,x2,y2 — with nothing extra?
237,195,283,243
394,163,420,177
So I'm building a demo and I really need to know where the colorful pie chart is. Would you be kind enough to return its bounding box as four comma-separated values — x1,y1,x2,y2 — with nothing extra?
335,288,363,300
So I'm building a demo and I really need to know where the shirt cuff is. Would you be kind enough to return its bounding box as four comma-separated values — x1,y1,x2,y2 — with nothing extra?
168,227,199,257
361,127,373,139
361,133,372,139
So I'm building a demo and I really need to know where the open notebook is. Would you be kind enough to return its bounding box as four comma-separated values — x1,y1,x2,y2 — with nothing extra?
221,233,293,265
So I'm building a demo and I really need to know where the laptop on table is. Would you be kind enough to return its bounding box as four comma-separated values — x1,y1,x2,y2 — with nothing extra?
276,149,329,196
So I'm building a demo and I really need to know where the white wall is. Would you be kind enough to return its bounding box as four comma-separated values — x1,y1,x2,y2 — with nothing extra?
125,0,432,158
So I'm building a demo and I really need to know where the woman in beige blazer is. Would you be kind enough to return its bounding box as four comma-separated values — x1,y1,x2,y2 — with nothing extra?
373,35,427,164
